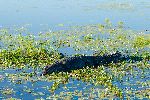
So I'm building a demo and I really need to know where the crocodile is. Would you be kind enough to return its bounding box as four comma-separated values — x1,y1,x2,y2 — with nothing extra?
42,51,130,75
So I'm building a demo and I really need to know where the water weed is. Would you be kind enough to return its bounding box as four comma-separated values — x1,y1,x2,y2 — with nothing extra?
0,20,149,99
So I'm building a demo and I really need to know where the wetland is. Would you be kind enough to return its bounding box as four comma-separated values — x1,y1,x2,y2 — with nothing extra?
0,0,150,100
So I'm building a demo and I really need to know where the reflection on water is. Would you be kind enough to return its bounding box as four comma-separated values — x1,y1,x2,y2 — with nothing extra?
0,0,150,32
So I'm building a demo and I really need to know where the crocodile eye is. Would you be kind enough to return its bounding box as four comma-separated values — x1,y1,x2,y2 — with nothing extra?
42,71,47,75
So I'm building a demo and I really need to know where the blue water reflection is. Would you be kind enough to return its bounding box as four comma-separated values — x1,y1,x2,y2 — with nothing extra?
0,0,150,32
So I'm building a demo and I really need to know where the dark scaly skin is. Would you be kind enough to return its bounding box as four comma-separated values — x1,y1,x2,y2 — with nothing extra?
42,51,126,75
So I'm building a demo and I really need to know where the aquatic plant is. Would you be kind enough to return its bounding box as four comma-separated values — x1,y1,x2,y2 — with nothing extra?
0,32,63,68
1,88,14,95
0,20,149,99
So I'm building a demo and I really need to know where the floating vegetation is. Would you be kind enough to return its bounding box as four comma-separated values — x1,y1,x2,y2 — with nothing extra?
0,20,149,99
96,2,134,10
0,31,64,68
1,88,14,95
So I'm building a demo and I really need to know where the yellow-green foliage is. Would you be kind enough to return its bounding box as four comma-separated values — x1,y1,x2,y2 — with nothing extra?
0,20,149,99
133,35,150,48
0,20,149,68
0,32,62,68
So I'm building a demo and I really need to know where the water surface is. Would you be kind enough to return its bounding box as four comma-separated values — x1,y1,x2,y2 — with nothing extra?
0,0,150,32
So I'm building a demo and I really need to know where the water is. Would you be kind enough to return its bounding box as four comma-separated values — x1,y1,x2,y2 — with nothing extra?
0,0,150,99
0,66,149,99
0,0,150,32
0,68,104,99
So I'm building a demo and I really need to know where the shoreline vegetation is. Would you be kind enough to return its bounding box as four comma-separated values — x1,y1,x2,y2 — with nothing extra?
0,20,149,99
